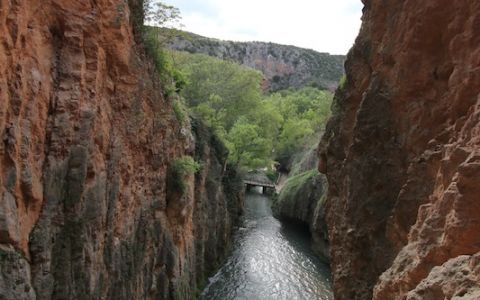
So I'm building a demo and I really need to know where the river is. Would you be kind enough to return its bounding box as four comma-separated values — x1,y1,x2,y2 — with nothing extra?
200,190,333,300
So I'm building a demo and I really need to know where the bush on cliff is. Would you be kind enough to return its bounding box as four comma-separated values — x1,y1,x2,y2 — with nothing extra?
277,170,319,204
130,1,186,98
273,169,323,222
168,156,201,194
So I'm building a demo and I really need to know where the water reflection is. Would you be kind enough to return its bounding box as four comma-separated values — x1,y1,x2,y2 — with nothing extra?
200,190,333,300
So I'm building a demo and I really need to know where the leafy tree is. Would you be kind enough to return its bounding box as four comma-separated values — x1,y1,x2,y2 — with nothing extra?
157,47,333,170
144,1,181,27
141,3,186,98
227,118,272,168
275,118,314,162
262,87,333,164
171,51,264,130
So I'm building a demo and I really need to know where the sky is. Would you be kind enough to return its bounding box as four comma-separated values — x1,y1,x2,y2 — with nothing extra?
162,0,363,55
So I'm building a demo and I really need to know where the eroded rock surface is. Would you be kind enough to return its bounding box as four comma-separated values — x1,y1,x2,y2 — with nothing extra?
319,0,480,299
273,170,329,261
0,1,242,299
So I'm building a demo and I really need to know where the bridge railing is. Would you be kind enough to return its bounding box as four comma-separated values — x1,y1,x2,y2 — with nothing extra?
243,180,275,188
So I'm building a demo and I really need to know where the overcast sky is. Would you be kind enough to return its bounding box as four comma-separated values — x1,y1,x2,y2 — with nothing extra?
163,0,363,55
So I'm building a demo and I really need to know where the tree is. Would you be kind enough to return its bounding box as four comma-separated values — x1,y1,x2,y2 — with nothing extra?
172,51,263,130
161,46,334,170
144,1,182,28
141,2,185,97
227,118,272,168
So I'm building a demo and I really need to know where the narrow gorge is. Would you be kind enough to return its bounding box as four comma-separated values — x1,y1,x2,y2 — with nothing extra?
1,0,480,299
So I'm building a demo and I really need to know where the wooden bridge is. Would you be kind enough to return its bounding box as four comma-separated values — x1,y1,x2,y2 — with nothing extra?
244,172,276,194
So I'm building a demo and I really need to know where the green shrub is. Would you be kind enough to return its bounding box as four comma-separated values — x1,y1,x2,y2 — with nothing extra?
168,156,202,194
172,99,188,126
143,27,187,99
266,169,279,182
338,74,347,90
277,170,319,206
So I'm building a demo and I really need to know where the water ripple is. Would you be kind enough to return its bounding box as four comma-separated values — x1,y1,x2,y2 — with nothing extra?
200,192,333,300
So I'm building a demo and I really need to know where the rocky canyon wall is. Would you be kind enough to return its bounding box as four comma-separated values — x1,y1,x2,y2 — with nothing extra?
319,0,480,299
273,146,329,262
0,1,242,299
272,170,329,262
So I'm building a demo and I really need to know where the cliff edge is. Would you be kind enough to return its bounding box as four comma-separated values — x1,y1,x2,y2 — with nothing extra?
0,1,242,299
320,1,480,299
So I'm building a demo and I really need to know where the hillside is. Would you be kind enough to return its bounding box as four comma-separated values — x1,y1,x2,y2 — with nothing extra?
163,29,345,91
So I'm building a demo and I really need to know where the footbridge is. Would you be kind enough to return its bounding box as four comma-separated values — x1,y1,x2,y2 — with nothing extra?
244,172,276,194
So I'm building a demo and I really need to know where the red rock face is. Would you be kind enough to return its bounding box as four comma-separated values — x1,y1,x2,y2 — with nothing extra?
319,0,480,299
0,1,242,299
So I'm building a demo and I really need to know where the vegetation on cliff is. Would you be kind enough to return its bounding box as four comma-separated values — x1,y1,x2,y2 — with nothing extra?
272,169,329,260
275,169,320,211
167,156,201,194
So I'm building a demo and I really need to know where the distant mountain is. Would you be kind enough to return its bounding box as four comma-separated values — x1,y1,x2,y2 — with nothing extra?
164,30,345,92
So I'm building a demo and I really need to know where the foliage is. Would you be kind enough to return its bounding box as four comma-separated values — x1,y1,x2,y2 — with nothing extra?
265,87,333,165
171,51,264,130
135,2,186,99
170,50,333,170
130,3,335,171
168,156,201,194
227,118,272,168
144,27,187,98
172,98,188,125
143,0,181,27
277,170,319,206
141,14,333,170
171,156,201,175
338,74,347,90
266,169,279,182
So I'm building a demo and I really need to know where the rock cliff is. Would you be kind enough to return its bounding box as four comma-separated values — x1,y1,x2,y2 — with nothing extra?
319,1,480,299
165,30,345,91
272,170,329,261
0,1,242,299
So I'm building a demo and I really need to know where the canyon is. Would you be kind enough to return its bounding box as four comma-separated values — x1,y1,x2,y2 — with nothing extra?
1,0,480,299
